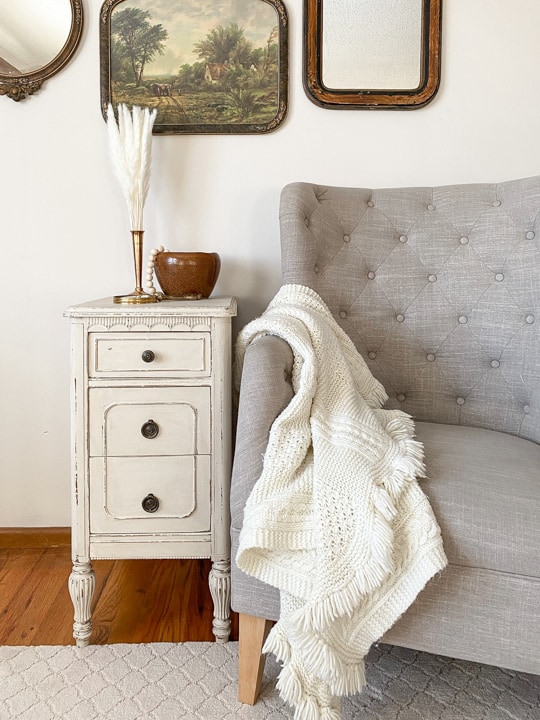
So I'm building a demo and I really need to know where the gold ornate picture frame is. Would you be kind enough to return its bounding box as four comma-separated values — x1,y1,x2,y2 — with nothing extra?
100,0,288,134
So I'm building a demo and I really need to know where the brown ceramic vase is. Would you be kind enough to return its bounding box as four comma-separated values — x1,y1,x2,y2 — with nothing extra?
154,251,221,299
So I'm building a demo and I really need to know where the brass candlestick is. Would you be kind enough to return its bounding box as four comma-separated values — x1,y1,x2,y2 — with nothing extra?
114,230,158,304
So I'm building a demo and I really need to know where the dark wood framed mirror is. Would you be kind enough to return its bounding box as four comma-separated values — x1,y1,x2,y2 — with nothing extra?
304,0,442,109
0,0,84,102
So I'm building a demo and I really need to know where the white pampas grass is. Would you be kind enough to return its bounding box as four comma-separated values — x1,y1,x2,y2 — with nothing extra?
106,103,157,231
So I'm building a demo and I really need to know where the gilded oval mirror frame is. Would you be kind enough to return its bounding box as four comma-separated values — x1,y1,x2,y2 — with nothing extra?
304,0,442,109
0,0,84,102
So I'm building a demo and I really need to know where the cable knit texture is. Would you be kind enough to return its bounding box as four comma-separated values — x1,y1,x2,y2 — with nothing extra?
235,284,447,720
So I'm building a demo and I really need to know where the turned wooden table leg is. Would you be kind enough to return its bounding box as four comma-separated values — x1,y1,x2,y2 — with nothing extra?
238,613,274,705
209,559,231,643
68,561,95,647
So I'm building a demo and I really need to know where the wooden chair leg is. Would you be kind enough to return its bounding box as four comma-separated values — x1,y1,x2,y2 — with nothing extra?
238,613,274,704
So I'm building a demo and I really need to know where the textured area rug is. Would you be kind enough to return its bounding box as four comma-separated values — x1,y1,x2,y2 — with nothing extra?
0,642,538,719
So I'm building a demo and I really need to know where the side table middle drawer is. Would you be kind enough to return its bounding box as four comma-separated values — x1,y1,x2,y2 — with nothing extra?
89,386,211,457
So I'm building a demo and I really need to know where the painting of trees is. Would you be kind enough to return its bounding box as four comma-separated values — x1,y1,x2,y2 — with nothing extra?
102,0,288,133
111,8,168,87
194,24,251,66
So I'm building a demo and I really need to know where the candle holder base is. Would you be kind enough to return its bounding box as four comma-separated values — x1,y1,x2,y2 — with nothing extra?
113,290,158,304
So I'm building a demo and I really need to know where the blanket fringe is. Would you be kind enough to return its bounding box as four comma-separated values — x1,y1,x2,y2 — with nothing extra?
371,486,396,521
384,418,426,497
291,632,367,697
385,414,416,439
299,536,394,634
299,575,370,634
264,625,291,663
276,662,344,720
364,375,388,409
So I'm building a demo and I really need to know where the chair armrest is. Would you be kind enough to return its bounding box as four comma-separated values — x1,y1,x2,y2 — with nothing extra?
230,334,294,530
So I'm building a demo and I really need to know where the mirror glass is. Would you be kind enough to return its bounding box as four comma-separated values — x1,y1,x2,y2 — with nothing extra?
304,0,442,109
0,0,83,101
0,1,72,75
322,0,422,91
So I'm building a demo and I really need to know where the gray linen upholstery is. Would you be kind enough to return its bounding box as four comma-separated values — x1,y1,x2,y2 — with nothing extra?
280,179,540,442
231,178,540,675
415,422,540,578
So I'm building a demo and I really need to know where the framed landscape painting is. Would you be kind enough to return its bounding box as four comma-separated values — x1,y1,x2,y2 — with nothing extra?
100,0,288,134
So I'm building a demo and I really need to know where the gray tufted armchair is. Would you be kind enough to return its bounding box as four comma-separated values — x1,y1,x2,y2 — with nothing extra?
231,177,540,704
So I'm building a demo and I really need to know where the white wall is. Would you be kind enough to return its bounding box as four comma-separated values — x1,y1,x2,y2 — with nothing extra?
1,0,539,527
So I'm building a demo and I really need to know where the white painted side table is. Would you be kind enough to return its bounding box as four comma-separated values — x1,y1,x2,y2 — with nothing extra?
65,297,237,646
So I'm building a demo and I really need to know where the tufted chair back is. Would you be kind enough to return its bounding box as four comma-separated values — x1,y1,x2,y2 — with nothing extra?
279,178,540,444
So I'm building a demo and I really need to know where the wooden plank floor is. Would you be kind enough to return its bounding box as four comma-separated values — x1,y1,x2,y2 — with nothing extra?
0,531,239,646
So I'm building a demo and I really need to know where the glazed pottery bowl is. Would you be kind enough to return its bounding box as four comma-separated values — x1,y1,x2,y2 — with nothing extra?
154,252,221,299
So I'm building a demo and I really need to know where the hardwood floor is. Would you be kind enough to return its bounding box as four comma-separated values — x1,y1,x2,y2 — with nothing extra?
0,530,239,646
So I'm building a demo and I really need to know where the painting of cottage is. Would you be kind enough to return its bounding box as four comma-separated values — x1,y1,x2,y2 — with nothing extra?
103,0,287,133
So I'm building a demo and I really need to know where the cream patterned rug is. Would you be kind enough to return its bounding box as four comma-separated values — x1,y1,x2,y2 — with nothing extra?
0,642,538,719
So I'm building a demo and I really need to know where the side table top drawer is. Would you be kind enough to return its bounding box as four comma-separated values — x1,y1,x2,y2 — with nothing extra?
89,332,210,378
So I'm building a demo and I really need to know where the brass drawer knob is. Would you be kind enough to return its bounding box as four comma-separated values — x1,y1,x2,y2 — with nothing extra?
141,419,159,439
141,349,155,363
141,493,160,513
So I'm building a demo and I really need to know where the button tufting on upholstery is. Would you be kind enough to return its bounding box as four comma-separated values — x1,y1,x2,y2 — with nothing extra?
523,405,531,414
456,397,466,406
304,217,309,227
397,393,406,402
274,178,540,457
339,310,347,319
427,204,436,211
314,265,319,274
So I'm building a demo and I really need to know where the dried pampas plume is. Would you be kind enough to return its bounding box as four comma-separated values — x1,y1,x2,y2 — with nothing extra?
106,103,157,231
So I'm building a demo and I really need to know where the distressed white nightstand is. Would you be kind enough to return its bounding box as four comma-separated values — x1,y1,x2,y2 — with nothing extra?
65,297,237,646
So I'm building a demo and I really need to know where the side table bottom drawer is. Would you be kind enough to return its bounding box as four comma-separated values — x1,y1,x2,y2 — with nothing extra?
90,455,211,534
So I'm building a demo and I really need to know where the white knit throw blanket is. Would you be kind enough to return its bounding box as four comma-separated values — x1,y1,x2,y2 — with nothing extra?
235,285,447,720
